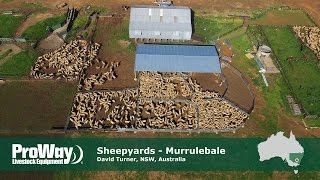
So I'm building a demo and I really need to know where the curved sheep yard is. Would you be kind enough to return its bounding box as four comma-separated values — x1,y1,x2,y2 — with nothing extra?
68,72,249,132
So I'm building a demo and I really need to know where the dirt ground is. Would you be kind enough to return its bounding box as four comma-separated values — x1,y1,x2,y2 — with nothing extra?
0,80,76,133
83,52,137,90
37,33,65,52
217,40,234,58
246,10,315,26
2,172,54,180
85,17,137,89
222,63,254,113
278,110,320,137
191,73,227,96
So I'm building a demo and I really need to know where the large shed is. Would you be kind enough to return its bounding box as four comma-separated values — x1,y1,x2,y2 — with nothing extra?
129,6,192,40
134,44,221,74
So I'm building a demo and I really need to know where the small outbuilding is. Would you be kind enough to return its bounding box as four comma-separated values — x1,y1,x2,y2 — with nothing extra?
134,44,221,77
129,6,192,41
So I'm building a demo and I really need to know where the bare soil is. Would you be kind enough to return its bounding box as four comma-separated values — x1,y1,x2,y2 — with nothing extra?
247,10,316,26
85,17,137,89
37,33,65,52
84,53,137,90
217,40,234,58
277,109,320,137
191,73,227,96
0,80,77,133
222,64,254,113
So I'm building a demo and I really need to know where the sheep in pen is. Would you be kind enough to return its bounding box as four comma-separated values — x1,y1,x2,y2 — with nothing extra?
139,71,193,99
69,89,138,129
69,71,248,131
78,61,120,91
136,99,198,129
139,71,221,100
30,40,101,81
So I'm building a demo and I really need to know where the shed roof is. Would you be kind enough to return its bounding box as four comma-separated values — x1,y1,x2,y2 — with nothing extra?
135,44,221,73
129,5,192,32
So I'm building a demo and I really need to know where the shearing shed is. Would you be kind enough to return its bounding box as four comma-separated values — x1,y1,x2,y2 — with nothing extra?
129,6,192,41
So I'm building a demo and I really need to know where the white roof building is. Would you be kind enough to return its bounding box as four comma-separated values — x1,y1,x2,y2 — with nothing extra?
129,6,192,40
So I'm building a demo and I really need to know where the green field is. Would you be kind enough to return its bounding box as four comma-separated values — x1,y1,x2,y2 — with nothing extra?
229,31,283,135
65,14,89,41
305,119,320,128
0,49,12,62
0,15,25,37
246,26,269,47
2,0,13,3
109,20,134,53
22,15,65,40
71,15,88,30
0,81,76,133
194,17,243,41
87,6,109,14
0,49,38,76
261,27,320,116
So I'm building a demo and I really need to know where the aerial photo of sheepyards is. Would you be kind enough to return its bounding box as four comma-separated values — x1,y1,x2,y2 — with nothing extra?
1,0,320,178
1,0,320,135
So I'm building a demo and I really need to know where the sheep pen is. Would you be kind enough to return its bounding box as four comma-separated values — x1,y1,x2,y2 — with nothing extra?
69,71,248,131
30,40,101,81
78,61,120,91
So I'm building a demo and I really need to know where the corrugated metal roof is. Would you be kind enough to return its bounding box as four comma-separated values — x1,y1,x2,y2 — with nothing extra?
0,38,14,42
132,5,189,10
14,38,26,42
129,5,192,40
135,44,221,73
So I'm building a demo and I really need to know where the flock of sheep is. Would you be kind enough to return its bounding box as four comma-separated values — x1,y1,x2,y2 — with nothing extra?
31,40,248,131
78,60,120,91
139,72,193,99
30,40,100,81
139,71,221,100
69,90,198,130
136,99,198,129
197,100,248,130
70,89,138,129
293,26,320,59
70,72,248,131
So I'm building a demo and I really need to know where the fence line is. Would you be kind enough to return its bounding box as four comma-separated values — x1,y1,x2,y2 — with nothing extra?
247,25,313,117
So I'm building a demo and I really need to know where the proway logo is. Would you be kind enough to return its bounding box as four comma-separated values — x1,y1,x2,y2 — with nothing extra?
11,144,83,165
